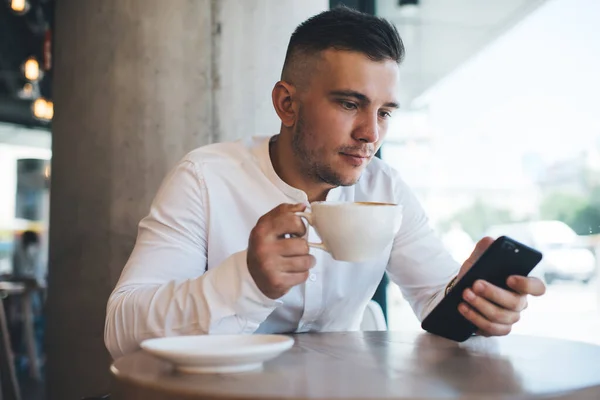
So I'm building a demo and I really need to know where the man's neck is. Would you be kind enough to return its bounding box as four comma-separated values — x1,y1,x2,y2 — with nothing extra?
269,134,332,203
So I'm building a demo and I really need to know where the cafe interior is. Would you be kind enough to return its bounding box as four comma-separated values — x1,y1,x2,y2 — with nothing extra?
1,0,599,399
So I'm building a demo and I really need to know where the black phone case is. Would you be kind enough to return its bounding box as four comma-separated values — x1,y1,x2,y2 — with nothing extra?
421,236,543,342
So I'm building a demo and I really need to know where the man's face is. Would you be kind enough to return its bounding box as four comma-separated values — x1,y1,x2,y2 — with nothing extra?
292,49,400,187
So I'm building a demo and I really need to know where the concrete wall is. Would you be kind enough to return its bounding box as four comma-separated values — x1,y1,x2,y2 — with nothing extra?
47,1,326,398
216,0,328,141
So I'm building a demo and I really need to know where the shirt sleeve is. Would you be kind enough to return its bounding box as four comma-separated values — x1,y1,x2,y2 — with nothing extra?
104,159,281,359
386,173,460,321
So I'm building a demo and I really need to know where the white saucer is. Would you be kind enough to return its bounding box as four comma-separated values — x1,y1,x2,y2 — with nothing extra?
140,334,294,374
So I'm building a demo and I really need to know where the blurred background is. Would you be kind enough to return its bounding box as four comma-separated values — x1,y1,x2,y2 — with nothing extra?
376,0,600,349
0,0,598,399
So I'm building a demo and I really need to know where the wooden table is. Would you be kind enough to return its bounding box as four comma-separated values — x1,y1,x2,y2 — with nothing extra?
111,331,600,400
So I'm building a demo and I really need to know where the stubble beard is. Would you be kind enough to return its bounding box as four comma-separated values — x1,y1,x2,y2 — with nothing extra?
291,109,361,187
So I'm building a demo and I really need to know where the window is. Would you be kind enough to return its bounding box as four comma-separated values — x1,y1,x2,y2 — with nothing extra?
378,0,600,344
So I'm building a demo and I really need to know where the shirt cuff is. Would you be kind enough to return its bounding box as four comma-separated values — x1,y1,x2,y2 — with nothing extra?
232,250,283,323
419,287,448,321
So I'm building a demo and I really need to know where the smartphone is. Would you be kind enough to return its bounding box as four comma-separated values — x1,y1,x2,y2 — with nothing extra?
421,236,543,342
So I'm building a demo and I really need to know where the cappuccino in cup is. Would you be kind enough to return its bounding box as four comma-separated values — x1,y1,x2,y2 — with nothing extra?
296,201,402,262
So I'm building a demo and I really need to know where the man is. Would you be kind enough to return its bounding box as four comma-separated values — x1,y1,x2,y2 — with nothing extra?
104,7,545,359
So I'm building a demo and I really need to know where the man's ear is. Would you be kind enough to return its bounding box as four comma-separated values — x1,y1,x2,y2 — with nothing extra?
272,80,298,128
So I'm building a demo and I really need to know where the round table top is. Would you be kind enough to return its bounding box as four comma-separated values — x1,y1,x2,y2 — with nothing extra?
0,281,26,295
111,331,600,400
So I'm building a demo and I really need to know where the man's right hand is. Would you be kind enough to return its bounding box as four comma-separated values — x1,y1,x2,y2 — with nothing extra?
247,203,316,299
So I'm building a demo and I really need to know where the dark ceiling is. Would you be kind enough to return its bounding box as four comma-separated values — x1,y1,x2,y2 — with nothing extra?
0,0,54,129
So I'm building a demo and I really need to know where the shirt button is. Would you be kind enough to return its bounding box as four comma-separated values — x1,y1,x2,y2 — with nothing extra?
309,274,317,281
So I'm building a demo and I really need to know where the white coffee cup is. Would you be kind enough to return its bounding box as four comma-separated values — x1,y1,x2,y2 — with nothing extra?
296,201,403,262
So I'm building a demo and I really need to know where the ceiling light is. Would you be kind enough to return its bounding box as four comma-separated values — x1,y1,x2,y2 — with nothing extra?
32,98,53,121
10,0,30,15
23,57,41,81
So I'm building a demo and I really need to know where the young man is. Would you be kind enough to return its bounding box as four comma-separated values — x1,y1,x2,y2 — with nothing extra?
104,7,545,359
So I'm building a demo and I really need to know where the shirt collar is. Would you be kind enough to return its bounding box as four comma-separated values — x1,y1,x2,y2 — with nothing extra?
253,135,344,204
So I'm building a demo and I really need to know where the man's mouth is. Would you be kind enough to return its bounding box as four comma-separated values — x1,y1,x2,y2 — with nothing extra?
340,152,370,166
341,152,370,158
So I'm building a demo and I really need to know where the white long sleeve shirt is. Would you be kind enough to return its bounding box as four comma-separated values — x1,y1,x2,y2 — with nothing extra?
105,135,460,359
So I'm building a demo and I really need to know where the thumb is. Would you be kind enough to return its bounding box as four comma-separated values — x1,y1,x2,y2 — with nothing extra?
458,236,495,280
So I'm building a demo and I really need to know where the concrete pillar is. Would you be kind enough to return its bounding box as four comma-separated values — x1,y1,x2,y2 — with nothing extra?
47,0,326,398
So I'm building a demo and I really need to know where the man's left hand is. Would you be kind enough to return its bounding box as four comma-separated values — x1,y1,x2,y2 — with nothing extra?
456,237,546,337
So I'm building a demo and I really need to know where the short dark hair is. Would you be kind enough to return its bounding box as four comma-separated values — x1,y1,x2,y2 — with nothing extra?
282,6,404,79
21,230,39,249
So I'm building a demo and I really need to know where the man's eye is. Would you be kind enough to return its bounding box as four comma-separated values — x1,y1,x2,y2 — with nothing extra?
379,110,392,119
340,101,358,110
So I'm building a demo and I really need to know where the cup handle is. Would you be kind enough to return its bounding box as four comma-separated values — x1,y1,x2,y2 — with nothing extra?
295,211,328,252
